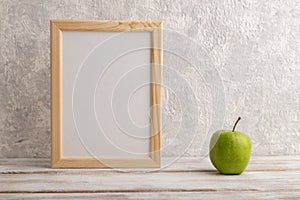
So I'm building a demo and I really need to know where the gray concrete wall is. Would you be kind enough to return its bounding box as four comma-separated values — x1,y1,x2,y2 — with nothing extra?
0,0,299,158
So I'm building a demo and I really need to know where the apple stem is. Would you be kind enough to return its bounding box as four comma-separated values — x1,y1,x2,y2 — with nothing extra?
232,117,241,132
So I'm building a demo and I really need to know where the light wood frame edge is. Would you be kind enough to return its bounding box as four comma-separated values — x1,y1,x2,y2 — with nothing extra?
51,20,162,168
51,21,62,167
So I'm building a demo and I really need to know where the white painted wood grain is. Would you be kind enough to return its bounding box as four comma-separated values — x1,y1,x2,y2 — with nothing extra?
1,192,300,200
1,156,299,199
1,170,299,193
1,156,299,173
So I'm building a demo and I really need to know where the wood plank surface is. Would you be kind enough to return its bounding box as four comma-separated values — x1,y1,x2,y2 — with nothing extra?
1,192,300,200
1,156,299,173
1,156,299,199
1,170,300,193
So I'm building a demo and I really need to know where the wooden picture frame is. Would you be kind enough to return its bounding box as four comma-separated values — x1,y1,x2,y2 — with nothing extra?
51,20,162,168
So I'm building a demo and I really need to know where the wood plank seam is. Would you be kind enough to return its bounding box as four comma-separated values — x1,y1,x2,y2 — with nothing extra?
1,189,300,194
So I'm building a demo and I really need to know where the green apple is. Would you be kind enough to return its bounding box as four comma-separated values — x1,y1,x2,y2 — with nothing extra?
209,117,252,175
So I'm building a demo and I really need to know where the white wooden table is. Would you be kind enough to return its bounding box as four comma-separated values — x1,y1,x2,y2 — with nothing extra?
1,156,299,199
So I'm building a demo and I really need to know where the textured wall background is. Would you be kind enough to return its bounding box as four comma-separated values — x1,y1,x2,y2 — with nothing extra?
0,0,300,158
